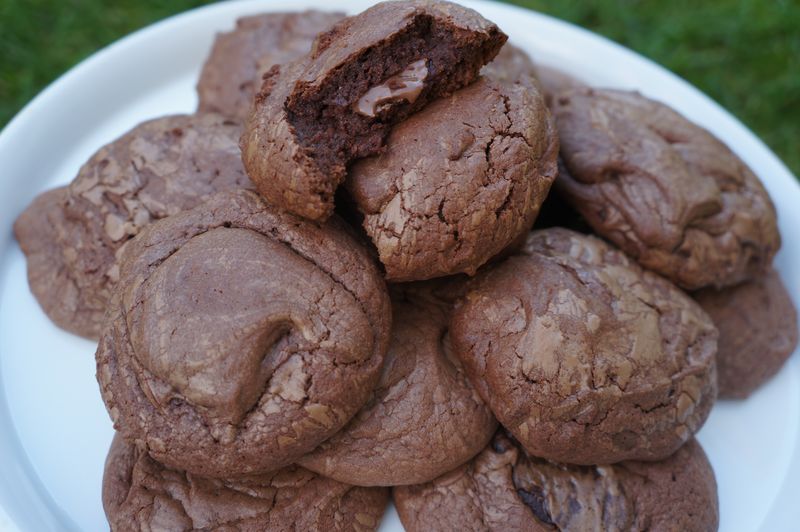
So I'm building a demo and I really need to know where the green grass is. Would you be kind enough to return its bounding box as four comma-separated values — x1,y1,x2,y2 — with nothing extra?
1,0,798,177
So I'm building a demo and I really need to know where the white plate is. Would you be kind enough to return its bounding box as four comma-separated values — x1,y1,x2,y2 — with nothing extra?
1,1,798,530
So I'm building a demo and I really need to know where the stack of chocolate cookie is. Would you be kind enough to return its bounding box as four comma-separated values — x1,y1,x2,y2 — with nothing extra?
13,1,797,530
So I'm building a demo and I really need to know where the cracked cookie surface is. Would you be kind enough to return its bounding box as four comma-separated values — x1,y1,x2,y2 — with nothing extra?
102,434,388,531
241,0,506,221
197,11,344,122
552,88,780,290
346,62,557,281
394,432,718,532
451,228,718,464
696,267,798,399
299,283,496,486
14,113,249,339
95,190,391,477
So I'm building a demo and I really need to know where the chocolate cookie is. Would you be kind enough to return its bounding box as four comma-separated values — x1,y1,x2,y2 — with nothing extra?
14,113,248,339
552,88,780,290
241,0,507,221
346,64,557,281
103,434,388,531
299,284,496,486
197,11,344,122
96,190,391,478
451,228,718,464
534,65,586,107
481,42,539,87
394,432,719,531
696,267,798,399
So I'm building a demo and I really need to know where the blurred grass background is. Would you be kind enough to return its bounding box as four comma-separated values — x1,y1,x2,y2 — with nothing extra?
1,0,798,177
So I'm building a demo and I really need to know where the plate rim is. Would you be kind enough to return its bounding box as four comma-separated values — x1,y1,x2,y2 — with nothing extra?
0,1,798,531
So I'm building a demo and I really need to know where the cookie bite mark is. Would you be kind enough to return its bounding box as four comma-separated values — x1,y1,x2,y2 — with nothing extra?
451,228,718,465
241,0,507,221
96,190,391,478
103,434,389,531
393,432,719,532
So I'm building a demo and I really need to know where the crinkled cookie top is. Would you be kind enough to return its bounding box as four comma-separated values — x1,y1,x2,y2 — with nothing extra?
96,190,391,478
452,228,718,464
553,88,780,290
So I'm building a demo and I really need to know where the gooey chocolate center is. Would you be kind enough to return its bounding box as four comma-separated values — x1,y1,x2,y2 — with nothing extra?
354,59,429,117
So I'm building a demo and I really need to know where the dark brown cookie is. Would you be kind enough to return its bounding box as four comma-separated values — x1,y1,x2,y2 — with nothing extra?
481,42,539,87
197,11,344,122
534,64,586,107
696,267,798,399
103,434,388,531
14,113,249,339
394,432,719,532
299,283,496,486
96,190,391,478
241,0,507,221
451,228,718,465
345,65,557,281
552,88,780,290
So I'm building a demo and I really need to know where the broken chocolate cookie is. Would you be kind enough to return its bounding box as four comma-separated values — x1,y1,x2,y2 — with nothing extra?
241,0,507,221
